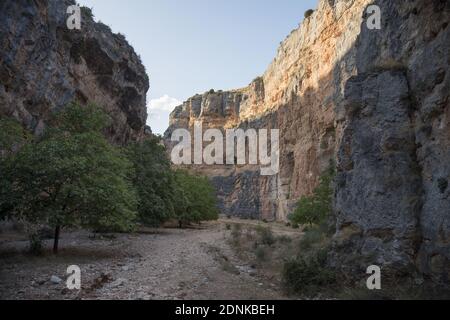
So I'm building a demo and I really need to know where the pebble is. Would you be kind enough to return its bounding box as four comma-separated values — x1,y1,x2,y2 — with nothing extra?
50,275,63,284
109,278,127,288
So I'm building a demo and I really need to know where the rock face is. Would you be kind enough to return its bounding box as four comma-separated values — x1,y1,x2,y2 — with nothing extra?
166,0,450,282
166,0,373,220
333,0,450,283
0,0,149,144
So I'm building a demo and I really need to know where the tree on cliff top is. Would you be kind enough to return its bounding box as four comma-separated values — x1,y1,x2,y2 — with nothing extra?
0,103,138,253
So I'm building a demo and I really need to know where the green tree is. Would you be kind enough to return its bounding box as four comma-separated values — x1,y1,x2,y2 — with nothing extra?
289,164,335,226
0,117,31,219
126,137,175,227
0,104,138,253
173,170,219,228
0,117,31,154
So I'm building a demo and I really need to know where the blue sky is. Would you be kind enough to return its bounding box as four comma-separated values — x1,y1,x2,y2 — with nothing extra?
76,0,318,134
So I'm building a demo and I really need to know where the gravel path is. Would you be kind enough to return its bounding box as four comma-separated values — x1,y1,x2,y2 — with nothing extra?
0,220,287,300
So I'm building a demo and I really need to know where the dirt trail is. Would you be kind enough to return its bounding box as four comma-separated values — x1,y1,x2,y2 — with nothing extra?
0,219,293,300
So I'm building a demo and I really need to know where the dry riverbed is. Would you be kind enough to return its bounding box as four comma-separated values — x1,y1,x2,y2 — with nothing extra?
0,218,302,300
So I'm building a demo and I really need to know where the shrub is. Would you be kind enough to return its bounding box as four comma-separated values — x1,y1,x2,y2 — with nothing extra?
255,246,267,262
304,9,315,19
277,235,292,244
289,163,335,227
80,6,94,19
299,226,327,251
282,249,336,296
256,226,275,246
231,223,242,238
0,117,30,155
28,233,43,255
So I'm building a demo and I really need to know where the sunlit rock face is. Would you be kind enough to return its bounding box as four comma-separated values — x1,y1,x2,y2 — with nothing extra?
0,0,149,144
166,0,450,282
165,0,373,221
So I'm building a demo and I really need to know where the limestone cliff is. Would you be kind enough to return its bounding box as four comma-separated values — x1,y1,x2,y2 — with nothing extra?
166,0,373,220
166,0,450,282
0,0,149,144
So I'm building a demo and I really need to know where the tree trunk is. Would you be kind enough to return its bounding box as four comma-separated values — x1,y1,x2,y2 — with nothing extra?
179,220,182,229
53,225,61,254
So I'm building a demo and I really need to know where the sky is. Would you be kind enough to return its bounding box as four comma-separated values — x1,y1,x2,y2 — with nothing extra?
76,0,318,134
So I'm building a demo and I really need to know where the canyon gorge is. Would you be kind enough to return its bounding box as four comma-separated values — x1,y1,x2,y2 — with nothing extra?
165,0,450,283
0,0,448,287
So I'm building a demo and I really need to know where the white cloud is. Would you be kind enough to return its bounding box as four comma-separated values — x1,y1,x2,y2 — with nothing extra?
148,94,181,112
147,95,181,135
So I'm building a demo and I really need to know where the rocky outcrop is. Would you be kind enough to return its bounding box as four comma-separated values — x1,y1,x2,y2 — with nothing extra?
333,0,450,283
0,0,149,144
166,0,450,282
166,0,373,220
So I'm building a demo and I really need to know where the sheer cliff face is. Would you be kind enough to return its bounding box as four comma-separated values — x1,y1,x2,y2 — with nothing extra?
167,0,450,281
0,0,149,144
166,0,372,220
334,0,450,283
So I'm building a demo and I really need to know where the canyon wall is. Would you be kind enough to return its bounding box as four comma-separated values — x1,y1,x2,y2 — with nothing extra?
166,0,450,281
333,0,450,283
165,0,372,220
0,0,149,144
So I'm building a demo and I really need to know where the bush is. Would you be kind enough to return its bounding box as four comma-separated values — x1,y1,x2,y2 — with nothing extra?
282,249,336,296
0,118,30,154
80,6,94,19
28,232,43,256
289,163,335,227
304,9,315,19
231,223,242,238
277,235,292,244
256,226,275,246
255,246,267,262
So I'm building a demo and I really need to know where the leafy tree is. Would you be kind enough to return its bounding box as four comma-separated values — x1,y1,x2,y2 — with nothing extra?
289,164,335,226
173,170,219,228
0,117,31,154
0,103,138,253
126,137,175,227
0,117,31,219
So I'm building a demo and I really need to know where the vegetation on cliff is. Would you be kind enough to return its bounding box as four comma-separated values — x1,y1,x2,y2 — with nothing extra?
289,163,335,227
